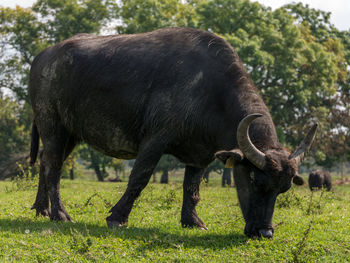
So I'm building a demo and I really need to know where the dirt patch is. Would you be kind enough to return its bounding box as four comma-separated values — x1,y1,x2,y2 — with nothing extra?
333,177,350,185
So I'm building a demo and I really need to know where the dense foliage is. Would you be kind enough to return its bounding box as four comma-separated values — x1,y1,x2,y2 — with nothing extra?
0,0,349,179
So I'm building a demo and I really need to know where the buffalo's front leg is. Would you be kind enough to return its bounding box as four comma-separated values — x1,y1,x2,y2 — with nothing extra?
181,166,207,229
106,138,165,228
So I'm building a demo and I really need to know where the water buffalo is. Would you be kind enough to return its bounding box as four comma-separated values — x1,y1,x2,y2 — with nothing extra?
29,27,317,238
308,170,332,191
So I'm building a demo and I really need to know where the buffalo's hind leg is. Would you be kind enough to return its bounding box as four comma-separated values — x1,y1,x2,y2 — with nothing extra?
31,152,50,217
33,126,76,221
106,138,165,228
181,166,207,230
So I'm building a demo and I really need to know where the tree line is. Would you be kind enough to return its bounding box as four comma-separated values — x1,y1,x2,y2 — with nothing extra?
0,0,349,181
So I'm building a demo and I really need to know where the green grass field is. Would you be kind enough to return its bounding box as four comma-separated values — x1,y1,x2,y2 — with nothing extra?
0,175,349,262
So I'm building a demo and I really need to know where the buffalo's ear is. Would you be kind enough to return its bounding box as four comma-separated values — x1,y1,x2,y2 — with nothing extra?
293,175,305,186
215,149,244,164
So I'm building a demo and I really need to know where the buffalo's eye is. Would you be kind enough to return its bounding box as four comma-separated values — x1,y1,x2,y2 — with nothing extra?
283,164,297,178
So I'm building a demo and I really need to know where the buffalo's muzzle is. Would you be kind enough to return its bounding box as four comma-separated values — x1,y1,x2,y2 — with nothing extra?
258,228,273,238
245,224,274,238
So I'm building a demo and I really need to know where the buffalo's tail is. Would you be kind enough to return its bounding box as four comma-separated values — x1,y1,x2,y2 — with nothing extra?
30,122,40,166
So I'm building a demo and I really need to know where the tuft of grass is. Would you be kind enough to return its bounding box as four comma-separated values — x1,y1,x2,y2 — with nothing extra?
68,228,93,254
159,189,177,210
276,188,303,209
6,163,38,193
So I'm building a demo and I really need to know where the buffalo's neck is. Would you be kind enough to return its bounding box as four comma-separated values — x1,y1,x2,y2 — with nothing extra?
248,118,280,152
223,78,280,152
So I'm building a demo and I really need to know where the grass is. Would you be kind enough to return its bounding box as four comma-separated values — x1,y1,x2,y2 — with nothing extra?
0,175,350,262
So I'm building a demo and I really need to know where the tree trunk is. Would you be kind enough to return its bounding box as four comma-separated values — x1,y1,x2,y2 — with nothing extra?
89,149,104,182
69,158,74,180
160,170,168,184
102,164,109,178
69,168,74,180
222,168,232,187
93,164,104,182
153,172,157,183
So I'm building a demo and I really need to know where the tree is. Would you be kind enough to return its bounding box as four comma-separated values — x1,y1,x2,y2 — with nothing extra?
202,160,224,183
77,145,113,181
0,93,29,162
0,0,114,179
115,0,197,34
114,0,349,169
64,154,75,180
1,0,112,101
0,92,31,179
1,0,349,176
153,155,183,184
193,0,348,167
283,3,350,167
110,158,126,181
0,95,30,179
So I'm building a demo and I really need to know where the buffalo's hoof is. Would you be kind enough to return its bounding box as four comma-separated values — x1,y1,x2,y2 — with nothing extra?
181,221,208,230
182,223,208,230
38,209,51,217
181,214,207,230
106,220,127,228
50,210,73,222
31,204,51,217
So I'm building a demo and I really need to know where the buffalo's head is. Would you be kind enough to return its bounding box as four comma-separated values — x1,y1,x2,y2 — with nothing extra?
216,114,317,238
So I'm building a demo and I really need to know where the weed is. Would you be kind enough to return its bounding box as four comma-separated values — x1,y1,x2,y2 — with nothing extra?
84,192,112,208
292,189,326,262
8,163,38,192
292,220,313,263
158,189,177,210
276,188,303,209
306,189,325,215
68,228,93,254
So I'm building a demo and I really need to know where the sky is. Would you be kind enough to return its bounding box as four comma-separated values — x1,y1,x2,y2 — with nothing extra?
0,0,349,31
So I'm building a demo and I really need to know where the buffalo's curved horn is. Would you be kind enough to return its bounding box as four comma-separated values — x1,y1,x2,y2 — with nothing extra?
288,123,318,164
237,114,266,170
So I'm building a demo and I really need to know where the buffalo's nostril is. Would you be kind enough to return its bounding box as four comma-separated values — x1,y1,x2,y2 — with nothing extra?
259,229,273,238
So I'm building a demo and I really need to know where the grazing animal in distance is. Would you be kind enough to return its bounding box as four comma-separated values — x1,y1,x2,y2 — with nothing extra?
29,27,317,238
308,170,332,191
107,177,122,182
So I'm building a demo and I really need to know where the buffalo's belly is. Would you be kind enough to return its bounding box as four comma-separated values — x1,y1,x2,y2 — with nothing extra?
78,125,138,159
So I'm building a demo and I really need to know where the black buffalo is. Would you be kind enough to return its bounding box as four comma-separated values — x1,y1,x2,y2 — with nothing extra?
308,170,332,191
29,27,317,238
